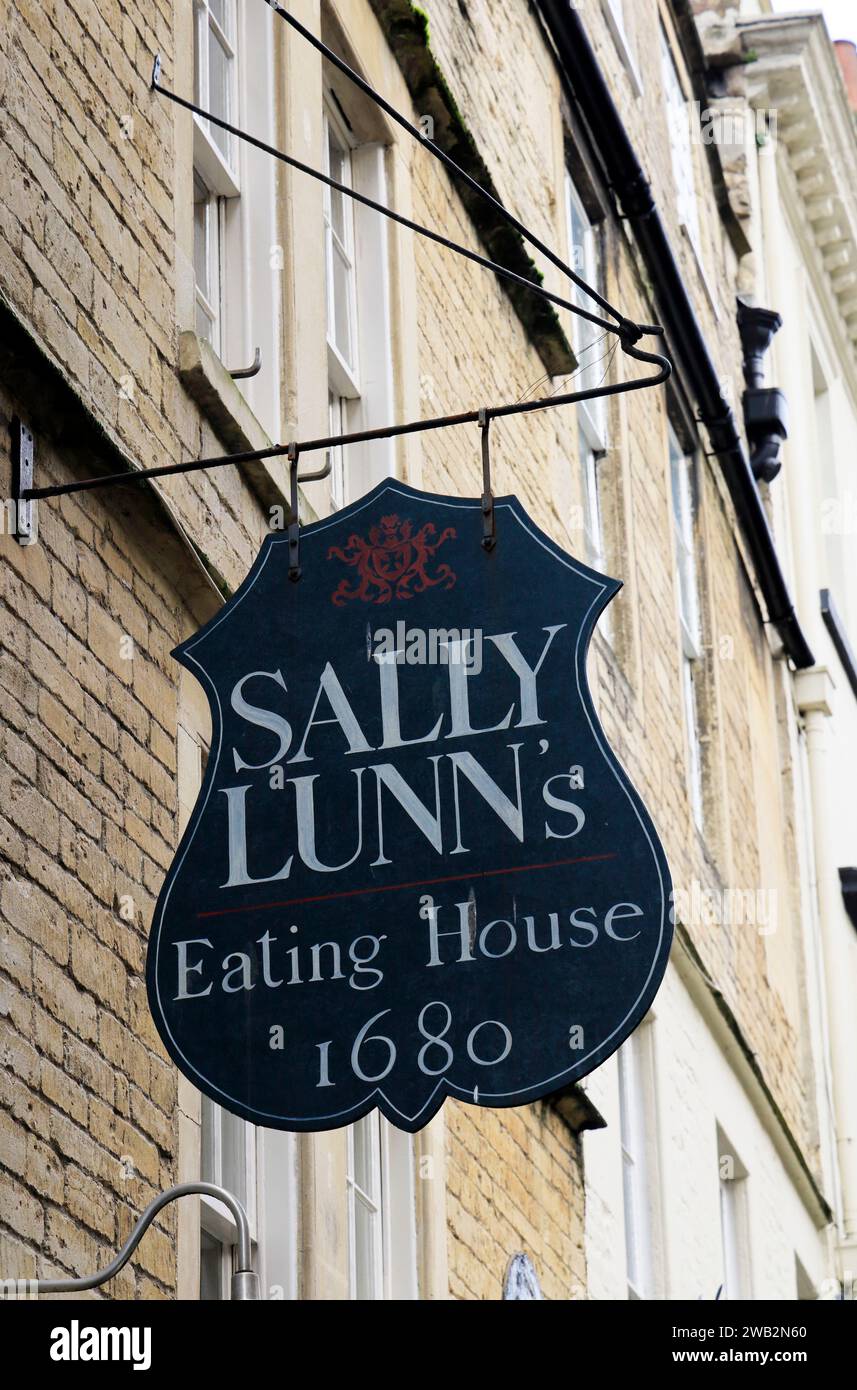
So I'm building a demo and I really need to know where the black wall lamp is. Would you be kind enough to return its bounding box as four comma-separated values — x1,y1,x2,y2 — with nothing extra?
737,298,789,484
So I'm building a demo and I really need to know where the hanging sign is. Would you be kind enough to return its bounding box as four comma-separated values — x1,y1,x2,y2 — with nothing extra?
146,481,673,1132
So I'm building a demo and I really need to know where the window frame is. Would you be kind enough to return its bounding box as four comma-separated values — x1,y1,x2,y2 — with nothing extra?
192,0,240,359
660,29,701,253
193,170,225,351
181,710,260,1304
566,174,612,637
579,421,607,577
346,1114,385,1300
199,1096,259,1300
323,98,365,512
328,390,347,512
346,1113,418,1300
717,1128,752,1300
618,1030,655,1300
602,0,643,96
669,424,705,831
565,173,608,449
193,0,240,192
319,84,395,508
323,102,361,399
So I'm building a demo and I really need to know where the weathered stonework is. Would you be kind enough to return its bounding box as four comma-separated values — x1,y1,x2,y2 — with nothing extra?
0,0,844,1300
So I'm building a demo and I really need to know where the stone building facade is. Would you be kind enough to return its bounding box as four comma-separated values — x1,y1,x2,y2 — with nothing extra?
0,0,853,1300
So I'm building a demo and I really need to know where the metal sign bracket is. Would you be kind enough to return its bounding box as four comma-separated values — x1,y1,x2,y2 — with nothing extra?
288,442,301,583
11,418,36,546
479,409,497,552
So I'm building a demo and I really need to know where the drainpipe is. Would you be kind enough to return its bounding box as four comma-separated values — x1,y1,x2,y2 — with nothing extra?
537,0,814,670
796,670,857,1262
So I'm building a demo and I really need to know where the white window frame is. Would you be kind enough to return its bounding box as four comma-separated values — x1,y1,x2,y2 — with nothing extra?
193,170,227,351
579,421,608,581
602,0,643,96
618,1029,656,1300
190,1,282,439
192,0,240,357
324,103,361,512
660,30,701,253
719,1174,742,1301
321,94,395,507
670,425,705,831
328,390,347,512
565,175,608,444
717,1129,752,1300
346,1114,384,1300
199,1096,259,1301
346,1113,418,1300
567,176,612,642
193,0,240,189
324,104,361,397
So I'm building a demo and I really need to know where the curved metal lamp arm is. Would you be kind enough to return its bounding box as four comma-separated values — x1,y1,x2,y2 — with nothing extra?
32,1183,259,1301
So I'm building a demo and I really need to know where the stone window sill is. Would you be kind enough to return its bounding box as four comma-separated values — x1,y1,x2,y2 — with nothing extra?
178,330,291,518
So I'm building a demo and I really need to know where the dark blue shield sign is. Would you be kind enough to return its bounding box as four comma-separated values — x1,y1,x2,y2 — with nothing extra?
146,480,673,1132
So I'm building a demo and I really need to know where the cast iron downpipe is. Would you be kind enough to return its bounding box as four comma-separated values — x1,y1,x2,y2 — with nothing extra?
538,0,814,669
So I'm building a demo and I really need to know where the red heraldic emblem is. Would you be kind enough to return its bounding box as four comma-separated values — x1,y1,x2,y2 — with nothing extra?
329,514,457,605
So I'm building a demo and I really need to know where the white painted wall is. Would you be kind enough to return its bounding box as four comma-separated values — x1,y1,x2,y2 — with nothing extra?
582,963,829,1300
757,119,857,1268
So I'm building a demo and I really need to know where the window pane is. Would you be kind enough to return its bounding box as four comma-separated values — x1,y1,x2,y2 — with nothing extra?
353,1196,378,1300
200,1093,218,1184
209,27,231,160
220,1109,248,1211
669,436,684,529
348,1116,382,1300
324,113,357,375
332,242,354,367
683,656,704,826
193,174,219,348
329,392,346,510
581,431,604,566
193,173,210,298
618,1037,652,1298
196,298,214,342
669,437,701,649
194,14,203,107
200,1230,224,1301
622,1152,640,1291
328,130,348,243
661,33,699,245
209,0,228,32
567,178,606,423
352,1117,376,1201
569,194,587,277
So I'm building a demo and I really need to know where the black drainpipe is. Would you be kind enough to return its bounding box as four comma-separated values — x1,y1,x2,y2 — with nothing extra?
538,0,814,669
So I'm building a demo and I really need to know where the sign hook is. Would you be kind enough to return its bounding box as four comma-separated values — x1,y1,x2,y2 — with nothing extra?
479,409,496,552
288,443,301,583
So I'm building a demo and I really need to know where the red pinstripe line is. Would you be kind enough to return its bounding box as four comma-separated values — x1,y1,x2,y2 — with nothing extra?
196,852,618,920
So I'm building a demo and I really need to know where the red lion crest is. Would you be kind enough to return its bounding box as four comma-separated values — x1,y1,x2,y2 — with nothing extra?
328,514,457,606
